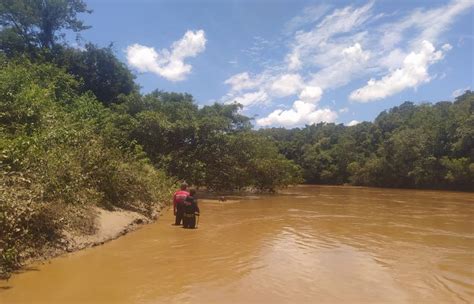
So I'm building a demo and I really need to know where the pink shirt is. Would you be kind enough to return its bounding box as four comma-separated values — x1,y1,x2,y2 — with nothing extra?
173,190,189,209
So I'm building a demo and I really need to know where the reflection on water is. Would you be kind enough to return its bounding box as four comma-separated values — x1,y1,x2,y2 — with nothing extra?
1,186,473,303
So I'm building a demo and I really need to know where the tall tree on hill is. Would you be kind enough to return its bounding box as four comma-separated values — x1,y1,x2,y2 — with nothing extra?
0,0,91,56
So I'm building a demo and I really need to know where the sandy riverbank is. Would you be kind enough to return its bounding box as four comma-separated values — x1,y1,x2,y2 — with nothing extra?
19,205,169,272
11,196,239,277
63,207,156,251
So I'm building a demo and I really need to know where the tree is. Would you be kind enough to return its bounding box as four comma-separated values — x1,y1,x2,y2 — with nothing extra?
260,93,473,190
0,0,91,55
56,44,137,105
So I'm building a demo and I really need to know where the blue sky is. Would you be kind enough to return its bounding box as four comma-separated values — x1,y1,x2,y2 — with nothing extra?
76,0,473,128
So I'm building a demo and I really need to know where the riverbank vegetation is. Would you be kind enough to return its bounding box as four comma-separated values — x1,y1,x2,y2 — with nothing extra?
0,0,300,278
259,93,473,190
1,0,472,279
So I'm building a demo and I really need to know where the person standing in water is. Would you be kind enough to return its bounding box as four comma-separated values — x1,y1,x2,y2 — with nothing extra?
173,182,189,225
183,189,200,229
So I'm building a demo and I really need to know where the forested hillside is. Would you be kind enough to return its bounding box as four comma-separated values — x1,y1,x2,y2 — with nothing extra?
260,93,473,190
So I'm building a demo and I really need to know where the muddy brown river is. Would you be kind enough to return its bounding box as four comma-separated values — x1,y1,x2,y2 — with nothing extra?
1,186,473,303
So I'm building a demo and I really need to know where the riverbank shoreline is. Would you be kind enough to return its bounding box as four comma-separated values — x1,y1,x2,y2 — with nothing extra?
3,189,259,280
63,206,159,252
8,204,171,280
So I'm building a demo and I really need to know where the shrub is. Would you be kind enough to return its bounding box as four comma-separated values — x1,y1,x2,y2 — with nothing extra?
0,173,63,279
0,58,175,278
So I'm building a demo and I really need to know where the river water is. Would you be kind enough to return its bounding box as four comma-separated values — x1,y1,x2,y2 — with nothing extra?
1,186,473,303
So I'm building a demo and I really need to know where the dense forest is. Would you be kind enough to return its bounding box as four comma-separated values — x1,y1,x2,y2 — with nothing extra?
0,0,472,278
259,95,473,190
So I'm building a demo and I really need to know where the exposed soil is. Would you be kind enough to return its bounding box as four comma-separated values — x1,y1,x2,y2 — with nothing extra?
21,205,168,270
63,207,152,251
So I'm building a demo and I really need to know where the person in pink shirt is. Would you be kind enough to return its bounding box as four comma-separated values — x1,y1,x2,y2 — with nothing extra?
173,182,189,225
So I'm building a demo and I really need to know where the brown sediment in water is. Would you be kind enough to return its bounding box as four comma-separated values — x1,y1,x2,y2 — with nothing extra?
1,186,473,304
199,198,241,204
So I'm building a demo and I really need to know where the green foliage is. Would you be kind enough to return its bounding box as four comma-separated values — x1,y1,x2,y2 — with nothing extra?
55,44,137,105
0,173,64,279
0,58,174,277
441,157,473,188
0,0,91,55
262,91,474,190
114,92,302,191
234,133,302,191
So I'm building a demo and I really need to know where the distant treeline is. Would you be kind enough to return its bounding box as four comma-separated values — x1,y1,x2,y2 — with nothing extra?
259,93,473,190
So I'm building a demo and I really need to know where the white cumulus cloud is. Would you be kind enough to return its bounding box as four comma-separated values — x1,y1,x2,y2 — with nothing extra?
126,30,206,81
230,90,269,107
286,51,302,70
270,74,304,97
257,100,337,127
342,43,370,61
224,72,262,92
452,86,471,98
299,86,323,103
309,41,371,89
218,0,471,128
347,120,361,126
349,40,447,102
